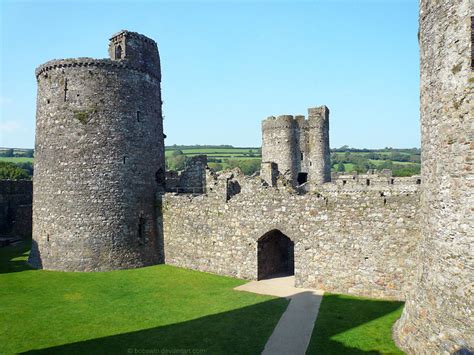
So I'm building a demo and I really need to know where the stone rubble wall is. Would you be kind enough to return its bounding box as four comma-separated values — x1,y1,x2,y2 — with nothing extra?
29,32,165,271
393,0,474,353
161,172,421,300
176,155,208,193
0,180,32,238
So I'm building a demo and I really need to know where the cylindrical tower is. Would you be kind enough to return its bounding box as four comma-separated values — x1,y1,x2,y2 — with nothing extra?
261,115,299,185
307,106,330,185
28,31,165,271
393,1,473,353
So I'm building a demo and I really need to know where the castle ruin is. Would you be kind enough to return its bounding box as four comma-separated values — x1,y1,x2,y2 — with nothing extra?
261,106,330,187
26,1,473,350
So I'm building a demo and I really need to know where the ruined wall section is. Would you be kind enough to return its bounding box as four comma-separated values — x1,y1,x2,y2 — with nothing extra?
29,32,165,271
176,155,208,193
394,1,473,352
162,175,421,300
0,180,32,239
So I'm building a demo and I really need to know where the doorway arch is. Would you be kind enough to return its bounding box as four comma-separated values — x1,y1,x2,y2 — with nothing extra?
257,229,294,280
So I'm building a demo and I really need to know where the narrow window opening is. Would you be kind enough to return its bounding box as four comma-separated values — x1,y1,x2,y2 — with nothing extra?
384,198,387,205
115,45,122,59
63,78,68,102
46,99,50,104
155,168,165,186
136,111,140,122
471,17,474,69
123,156,127,164
342,180,347,185
138,215,146,245
46,234,50,242
300,152,304,161
366,179,370,186
390,178,394,185
416,178,421,185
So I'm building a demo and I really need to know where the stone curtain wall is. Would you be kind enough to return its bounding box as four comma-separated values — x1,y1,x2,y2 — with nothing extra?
0,180,32,238
394,1,474,353
29,31,165,271
162,173,421,300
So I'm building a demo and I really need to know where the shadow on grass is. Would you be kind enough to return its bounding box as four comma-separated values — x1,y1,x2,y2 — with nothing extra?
22,298,288,355
0,241,32,274
306,294,404,354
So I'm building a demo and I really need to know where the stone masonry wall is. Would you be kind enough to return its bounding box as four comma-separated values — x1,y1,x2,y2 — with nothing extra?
162,172,421,300
262,115,299,184
393,1,474,353
29,31,165,271
0,180,32,238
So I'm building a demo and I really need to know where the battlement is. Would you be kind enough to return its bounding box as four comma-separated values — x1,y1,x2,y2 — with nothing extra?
109,30,157,46
108,29,160,77
35,57,161,81
35,30,161,82
261,106,329,131
261,115,299,130
308,105,329,119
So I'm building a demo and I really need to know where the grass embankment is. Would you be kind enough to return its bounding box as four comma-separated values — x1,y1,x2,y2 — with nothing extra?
307,293,404,354
0,243,287,354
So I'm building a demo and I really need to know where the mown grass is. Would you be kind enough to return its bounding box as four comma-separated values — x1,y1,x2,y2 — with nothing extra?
307,293,404,354
0,243,288,354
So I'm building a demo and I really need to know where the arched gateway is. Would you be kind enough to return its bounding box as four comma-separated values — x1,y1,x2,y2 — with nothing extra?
257,230,294,280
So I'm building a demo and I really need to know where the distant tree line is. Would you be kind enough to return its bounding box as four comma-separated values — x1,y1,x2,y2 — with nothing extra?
0,162,31,180
0,148,34,158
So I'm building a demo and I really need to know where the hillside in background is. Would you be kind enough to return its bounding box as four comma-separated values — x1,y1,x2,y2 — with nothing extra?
0,145,421,179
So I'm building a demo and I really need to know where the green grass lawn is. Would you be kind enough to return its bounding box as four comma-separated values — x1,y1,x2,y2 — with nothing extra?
368,159,417,166
1,242,404,354
307,293,404,354
0,157,34,163
0,243,288,354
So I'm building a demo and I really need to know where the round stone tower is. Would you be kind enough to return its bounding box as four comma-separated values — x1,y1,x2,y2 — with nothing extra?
28,30,165,271
261,115,299,184
393,1,473,353
306,106,331,185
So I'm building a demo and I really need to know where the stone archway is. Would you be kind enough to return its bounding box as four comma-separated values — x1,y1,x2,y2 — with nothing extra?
257,229,294,280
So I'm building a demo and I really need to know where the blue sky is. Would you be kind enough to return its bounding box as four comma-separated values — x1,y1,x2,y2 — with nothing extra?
0,0,419,149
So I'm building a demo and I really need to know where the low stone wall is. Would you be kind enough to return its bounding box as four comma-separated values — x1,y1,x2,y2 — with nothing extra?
0,180,33,238
161,172,421,300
